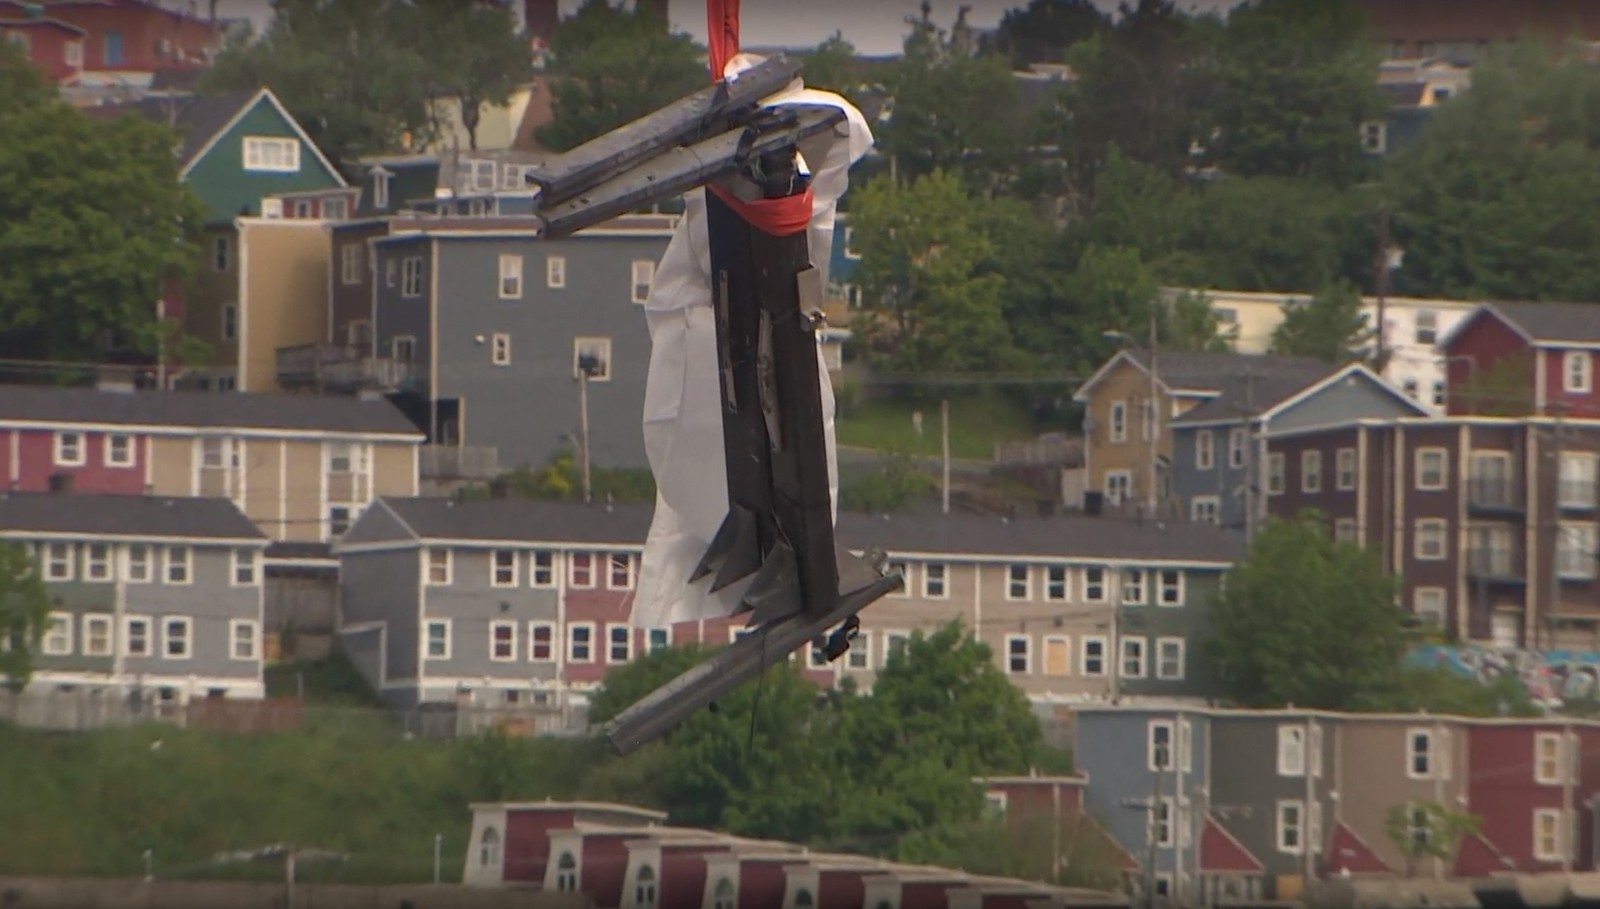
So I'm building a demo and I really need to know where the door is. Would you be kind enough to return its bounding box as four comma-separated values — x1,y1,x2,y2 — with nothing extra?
1042,637,1070,676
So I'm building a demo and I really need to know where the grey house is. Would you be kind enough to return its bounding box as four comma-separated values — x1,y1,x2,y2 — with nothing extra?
3,492,270,703
334,497,653,711
369,216,675,471
1170,362,1426,532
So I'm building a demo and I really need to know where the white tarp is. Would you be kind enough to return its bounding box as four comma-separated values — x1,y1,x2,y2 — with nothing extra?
630,54,875,629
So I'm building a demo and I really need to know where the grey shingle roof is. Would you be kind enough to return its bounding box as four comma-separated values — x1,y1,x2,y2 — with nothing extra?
0,386,423,436
93,92,258,166
0,493,266,541
1123,349,1332,395
1488,301,1600,344
1170,360,1340,425
367,498,1244,565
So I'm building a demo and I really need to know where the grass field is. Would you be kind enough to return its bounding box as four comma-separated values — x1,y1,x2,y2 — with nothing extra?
834,390,1041,461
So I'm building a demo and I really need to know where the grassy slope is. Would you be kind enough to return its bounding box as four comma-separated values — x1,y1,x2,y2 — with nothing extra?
834,390,1038,461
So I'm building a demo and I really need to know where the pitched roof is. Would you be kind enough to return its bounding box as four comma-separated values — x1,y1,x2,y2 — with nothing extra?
1199,816,1264,874
1325,821,1391,875
1169,359,1342,425
87,91,258,166
1483,301,1600,345
357,498,1246,565
1073,349,1331,402
1451,832,1516,878
0,492,266,542
0,385,423,436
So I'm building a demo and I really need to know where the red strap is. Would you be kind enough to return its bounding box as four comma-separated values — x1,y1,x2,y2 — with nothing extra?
708,184,814,237
707,0,739,81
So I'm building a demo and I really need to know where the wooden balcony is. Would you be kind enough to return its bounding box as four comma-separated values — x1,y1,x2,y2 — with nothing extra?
276,344,414,393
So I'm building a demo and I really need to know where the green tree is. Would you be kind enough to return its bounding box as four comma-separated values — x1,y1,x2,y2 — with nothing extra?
839,450,935,513
407,0,536,150
1384,801,1481,878
1059,244,1162,370
1162,290,1233,352
1205,509,1407,709
1207,0,1383,183
987,0,1110,69
1270,281,1371,364
0,543,51,693
535,0,706,152
800,32,867,104
0,44,206,362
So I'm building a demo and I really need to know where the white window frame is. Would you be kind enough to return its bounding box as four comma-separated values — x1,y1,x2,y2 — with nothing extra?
1228,428,1247,468
528,622,556,662
83,543,113,583
163,546,192,585
530,550,555,587
82,613,114,657
1407,727,1436,779
547,255,567,289
1044,564,1069,602
401,256,423,297
1109,401,1128,443
242,136,301,173
1559,453,1599,508
1148,720,1174,770
341,244,362,285
1301,450,1323,493
1278,725,1306,776
490,332,511,366
1006,564,1032,600
1414,519,1448,561
1267,452,1285,495
491,550,519,588
922,562,949,599
106,433,135,467
1121,568,1146,605
1191,495,1220,525
498,254,524,299
1004,634,1031,674
1156,637,1186,680
123,615,153,657
1196,430,1215,470
1120,636,1146,679
424,619,452,661
847,630,872,670
631,260,655,303
1336,447,1357,490
1414,587,1447,627
1154,798,1175,847
887,561,911,597
568,552,595,589
44,542,74,581
123,544,151,583
606,623,633,663
489,620,518,663
607,552,636,591
573,337,612,381
42,611,73,656
1083,566,1106,602
1415,447,1448,490
1105,470,1132,506
161,616,193,660
229,548,258,586
230,619,260,661
1534,808,1565,862
1081,635,1107,677
1158,569,1183,606
426,548,452,586
1535,732,1566,785
1559,522,1598,579
568,622,596,663
1564,351,1592,394
53,431,85,467
1277,800,1305,855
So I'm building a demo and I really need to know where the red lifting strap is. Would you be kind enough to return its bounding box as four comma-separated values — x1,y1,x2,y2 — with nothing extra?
707,0,740,82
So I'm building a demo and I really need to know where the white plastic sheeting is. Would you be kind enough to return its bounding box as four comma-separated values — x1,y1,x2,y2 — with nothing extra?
630,54,875,629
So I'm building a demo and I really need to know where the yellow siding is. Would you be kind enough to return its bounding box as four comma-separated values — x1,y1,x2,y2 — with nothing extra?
282,440,326,543
373,443,417,496
1083,361,1173,506
238,219,333,393
148,437,194,495
241,439,282,535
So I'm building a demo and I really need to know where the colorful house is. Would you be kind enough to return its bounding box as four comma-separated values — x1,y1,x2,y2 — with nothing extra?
1439,301,1600,420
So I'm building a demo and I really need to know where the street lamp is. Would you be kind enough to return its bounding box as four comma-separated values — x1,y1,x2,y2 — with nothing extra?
1103,312,1161,517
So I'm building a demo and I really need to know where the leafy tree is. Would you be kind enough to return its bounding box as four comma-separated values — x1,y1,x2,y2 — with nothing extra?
1384,801,1481,878
987,0,1110,69
0,543,52,693
1058,245,1162,370
586,643,712,727
0,44,206,362
407,0,536,150
1206,0,1383,184
1162,290,1233,352
471,452,657,504
1379,665,1538,717
900,810,1124,889
839,451,935,513
535,0,706,152
800,32,867,104
1270,281,1371,364
1180,176,1365,292
1205,509,1407,709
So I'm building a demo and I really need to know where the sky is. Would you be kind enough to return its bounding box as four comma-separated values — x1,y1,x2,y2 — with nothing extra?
212,0,1245,56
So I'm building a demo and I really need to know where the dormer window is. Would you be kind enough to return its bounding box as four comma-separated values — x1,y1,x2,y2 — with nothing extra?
371,171,391,209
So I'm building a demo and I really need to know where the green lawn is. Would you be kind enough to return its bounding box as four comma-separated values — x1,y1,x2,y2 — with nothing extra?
835,390,1039,461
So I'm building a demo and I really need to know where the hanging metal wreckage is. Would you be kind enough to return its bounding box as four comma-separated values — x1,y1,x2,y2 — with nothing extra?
526,55,904,756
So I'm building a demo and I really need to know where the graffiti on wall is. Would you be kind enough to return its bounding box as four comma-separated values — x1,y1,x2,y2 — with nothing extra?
1411,645,1600,708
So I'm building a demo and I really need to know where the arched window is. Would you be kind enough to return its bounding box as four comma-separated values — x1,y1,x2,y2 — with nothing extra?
479,827,500,867
635,864,658,907
556,851,578,892
795,887,815,908
713,877,736,909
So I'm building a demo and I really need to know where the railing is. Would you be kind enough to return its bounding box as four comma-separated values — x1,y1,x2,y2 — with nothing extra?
1559,480,1599,510
276,344,412,392
1466,547,1521,580
420,444,500,481
1467,477,1520,511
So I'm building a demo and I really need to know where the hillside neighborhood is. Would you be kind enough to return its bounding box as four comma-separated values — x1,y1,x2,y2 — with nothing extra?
6,0,1600,906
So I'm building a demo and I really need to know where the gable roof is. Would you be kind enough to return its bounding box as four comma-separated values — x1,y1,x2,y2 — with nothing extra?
0,492,266,543
1451,831,1516,878
1073,349,1332,403
1172,362,1425,428
0,15,84,34
1440,301,1600,351
1324,821,1391,875
0,385,423,437
1199,816,1264,874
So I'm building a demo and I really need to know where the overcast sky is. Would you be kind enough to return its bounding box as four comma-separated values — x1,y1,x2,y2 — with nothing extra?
215,0,1244,56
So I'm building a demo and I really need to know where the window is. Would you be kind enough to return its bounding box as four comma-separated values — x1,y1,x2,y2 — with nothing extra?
44,543,73,581
1414,519,1448,561
1083,567,1106,602
568,624,594,662
219,300,240,342
922,562,948,598
64,39,82,67
1081,636,1106,676
1558,523,1597,579
1534,809,1564,862
635,865,658,907
1157,637,1185,680
1045,565,1068,601
547,255,567,289
1336,448,1356,490
531,551,555,587
712,878,735,909
1414,587,1446,627
556,853,578,892
54,431,84,467
391,335,417,364
425,620,451,660
1267,453,1285,494
1565,351,1592,394
847,631,871,670
322,197,348,221
93,435,133,472
1006,564,1031,600
1536,732,1567,785
1153,799,1174,847
528,623,555,662
163,546,191,584
83,544,112,582
1433,381,1446,407
608,553,635,590
401,256,423,297
1301,450,1322,493
1005,635,1031,674
162,617,192,659
82,614,113,657
647,628,670,654
212,235,231,271
607,624,632,663
498,254,523,298
1149,720,1174,770
1228,428,1247,468
1191,496,1220,525
1360,119,1387,154
886,561,911,596
569,553,595,588
631,260,655,303
480,828,501,868
1277,801,1304,854
490,332,511,365
1042,635,1070,675
372,172,391,210
1408,728,1436,778
574,337,612,381
1196,430,1215,470
491,550,518,587
125,545,150,583
124,616,152,657
1120,636,1146,678
242,136,300,173
1414,309,1438,345
1105,471,1132,506
340,244,362,285
42,612,72,656
1121,568,1146,605
1415,448,1448,490
1559,453,1598,508
231,548,258,586
103,29,122,65
1158,570,1183,606
229,619,259,661
1404,378,1420,400
426,549,451,585
489,621,517,662
1109,401,1128,443
1278,726,1306,776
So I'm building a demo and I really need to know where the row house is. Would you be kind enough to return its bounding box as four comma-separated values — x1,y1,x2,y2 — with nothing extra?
1073,349,1333,516
3,491,268,704
0,12,86,82
1074,706,1600,904
461,799,1127,908
1263,415,1600,648
1440,301,1600,420
1174,287,1479,411
0,0,220,79
1170,362,1426,532
333,498,1244,712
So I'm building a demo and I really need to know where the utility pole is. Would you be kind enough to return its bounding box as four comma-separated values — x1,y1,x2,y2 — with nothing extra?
577,364,593,504
940,398,951,515
1374,206,1393,375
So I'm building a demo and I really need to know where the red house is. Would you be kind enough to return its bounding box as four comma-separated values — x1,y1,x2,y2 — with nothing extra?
1440,302,1600,419
0,13,86,81
1462,721,1594,873
9,0,221,75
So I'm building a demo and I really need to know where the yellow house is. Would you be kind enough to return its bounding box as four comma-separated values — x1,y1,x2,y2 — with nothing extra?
422,79,554,154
